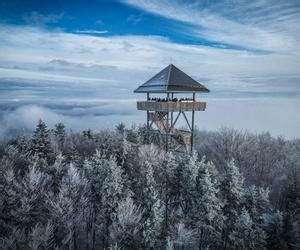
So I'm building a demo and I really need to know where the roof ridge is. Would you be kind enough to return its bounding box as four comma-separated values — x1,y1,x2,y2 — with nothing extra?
166,64,172,86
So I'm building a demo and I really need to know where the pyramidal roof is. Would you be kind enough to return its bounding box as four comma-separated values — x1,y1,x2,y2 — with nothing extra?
134,64,210,93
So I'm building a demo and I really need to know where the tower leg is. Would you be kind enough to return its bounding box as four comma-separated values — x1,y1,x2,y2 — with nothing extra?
166,93,170,151
191,93,195,152
147,93,150,144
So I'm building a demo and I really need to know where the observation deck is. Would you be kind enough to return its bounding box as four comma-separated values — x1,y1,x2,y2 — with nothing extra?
137,101,206,112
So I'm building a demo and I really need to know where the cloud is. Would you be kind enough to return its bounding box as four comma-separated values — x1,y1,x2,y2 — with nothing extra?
22,11,64,26
1,97,299,139
0,103,142,138
201,97,300,139
127,14,146,25
75,30,109,35
121,0,300,52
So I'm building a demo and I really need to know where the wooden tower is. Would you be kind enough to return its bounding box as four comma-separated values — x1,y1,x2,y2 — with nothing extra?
134,64,209,152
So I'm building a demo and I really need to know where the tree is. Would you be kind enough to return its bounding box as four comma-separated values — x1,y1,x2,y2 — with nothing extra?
219,159,245,249
191,159,223,249
110,195,142,249
142,161,164,248
16,132,29,153
0,159,50,248
30,120,51,159
263,211,289,249
244,185,270,221
53,122,66,151
159,152,178,238
47,164,89,249
83,150,109,249
115,123,126,134
170,222,196,249
98,157,125,248
230,207,266,249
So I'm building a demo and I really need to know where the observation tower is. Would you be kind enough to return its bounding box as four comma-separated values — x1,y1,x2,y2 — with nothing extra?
134,64,209,152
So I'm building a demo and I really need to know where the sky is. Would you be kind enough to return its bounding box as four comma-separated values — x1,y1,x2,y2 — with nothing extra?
0,0,300,138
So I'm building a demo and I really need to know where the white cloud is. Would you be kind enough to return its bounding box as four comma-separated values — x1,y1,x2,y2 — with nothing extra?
22,11,64,26
0,103,142,137
75,30,109,34
121,0,300,52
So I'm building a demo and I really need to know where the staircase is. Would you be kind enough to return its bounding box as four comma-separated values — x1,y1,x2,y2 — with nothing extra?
149,112,191,146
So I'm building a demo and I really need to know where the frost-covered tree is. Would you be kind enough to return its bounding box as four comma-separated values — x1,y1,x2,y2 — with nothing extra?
47,164,89,249
142,161,164,247
118,131,131,167
53,122,66,151
231,207,266,249
16,132,30,153
170,222,196,249
180,152,200,214
191,159,223,249
115,122,126,134
98,156,125,247
83,129,93,140
244,185,270,221
159,151,178,237
0,160,50,248
83,150,109,248
15,164,49,229
263,211,289,249
110,195,142,248
30,119,51,159
1,167,20,242
219,159,245,249
28,221,55,250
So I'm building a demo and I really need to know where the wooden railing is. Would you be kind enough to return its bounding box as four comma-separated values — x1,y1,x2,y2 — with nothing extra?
137,101,206,112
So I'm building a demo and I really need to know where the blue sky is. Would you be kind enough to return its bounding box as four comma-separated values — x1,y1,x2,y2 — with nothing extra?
0,0,300,137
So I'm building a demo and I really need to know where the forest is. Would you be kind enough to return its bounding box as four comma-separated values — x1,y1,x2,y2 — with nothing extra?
0,120,299,249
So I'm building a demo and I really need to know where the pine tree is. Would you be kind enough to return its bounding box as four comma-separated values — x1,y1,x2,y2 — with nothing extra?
142,161,164,248
110,195,142,248
119,131,131,167
219,159,245,249
47,164,89,249
54,122,66,151
31,119,51,159
0,161,50,247
170,222,196,248
99,156,125,247
244,185,270,222
159,152,178,239
263,211,289,249
230,207,266,249
16,132,29,153
116,123,126,134
83,150,113,249
180,152,200,214
190,158,223,249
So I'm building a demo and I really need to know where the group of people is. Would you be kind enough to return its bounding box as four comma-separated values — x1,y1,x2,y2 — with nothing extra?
149,97,194,102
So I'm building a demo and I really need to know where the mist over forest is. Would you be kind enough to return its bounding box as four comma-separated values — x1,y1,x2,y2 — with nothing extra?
0,120,299,249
